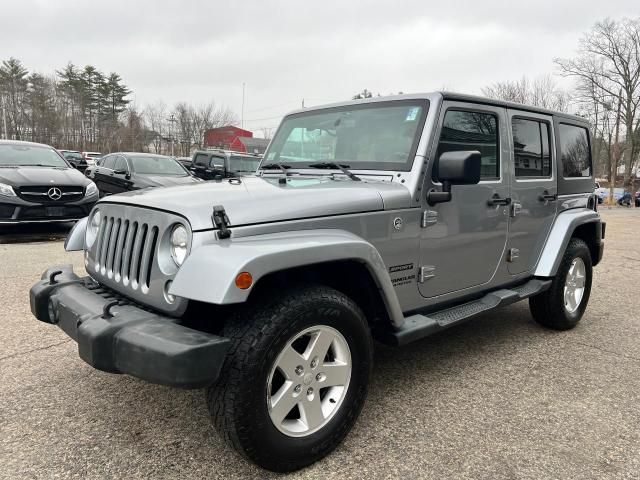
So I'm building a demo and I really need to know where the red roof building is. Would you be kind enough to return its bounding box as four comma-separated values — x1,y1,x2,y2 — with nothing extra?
204,126,252,150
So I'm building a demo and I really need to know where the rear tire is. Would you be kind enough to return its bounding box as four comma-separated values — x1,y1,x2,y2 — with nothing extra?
207,284,373,472
529,238,592,330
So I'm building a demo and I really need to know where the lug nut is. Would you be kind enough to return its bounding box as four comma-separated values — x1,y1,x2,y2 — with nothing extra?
294,384,301,393
307,387,314,396
316,373,324,382
310,357,318,369
295,365,304,375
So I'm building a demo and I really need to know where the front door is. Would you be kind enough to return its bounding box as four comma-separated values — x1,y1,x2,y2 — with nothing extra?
507,110,557,274
419,102,510,298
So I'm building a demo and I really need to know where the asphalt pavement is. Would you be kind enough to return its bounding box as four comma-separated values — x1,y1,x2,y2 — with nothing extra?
1,209,639,479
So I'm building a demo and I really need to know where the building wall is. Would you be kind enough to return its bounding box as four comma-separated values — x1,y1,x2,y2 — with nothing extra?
204,126,252,149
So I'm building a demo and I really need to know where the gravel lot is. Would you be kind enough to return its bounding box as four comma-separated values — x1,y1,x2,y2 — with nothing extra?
1,209,639,479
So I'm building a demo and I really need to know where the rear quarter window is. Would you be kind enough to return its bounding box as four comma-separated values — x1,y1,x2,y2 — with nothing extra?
559,124,591,178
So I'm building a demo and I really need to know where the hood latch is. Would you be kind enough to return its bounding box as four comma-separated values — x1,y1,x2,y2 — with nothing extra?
212,205,232,239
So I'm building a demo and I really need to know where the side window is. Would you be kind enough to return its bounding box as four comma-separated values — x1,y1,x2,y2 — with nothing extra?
113,156,128,172
101,155,115,169
559,124,591,177
194,153,209,167
512,118,551,177
436,110,499,180
209,156,225,168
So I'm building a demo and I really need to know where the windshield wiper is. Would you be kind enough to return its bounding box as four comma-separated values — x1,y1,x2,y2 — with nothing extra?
308,162,360,181
260,163,292,176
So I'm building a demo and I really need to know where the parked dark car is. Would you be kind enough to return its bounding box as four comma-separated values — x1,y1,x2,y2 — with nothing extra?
85,152,201,196
176,156,192,168
59,150,88,171
0,140,98,223
635,191,640,207
190,149,261,180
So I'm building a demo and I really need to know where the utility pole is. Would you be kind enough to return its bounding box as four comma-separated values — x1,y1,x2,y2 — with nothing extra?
241,82,245,129
168,114,176,156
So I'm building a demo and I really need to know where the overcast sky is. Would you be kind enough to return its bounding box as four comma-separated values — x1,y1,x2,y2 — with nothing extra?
2,0,638,134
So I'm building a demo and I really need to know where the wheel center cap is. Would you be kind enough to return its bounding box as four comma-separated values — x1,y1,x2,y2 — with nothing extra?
303,373,313,385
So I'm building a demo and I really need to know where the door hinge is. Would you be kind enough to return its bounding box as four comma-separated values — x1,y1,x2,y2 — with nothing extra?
421,210,438,228
511,202,522,217
507,248,520,262
419,266,436,283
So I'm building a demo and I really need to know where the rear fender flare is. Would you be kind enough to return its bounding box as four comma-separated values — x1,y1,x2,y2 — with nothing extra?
534,209,601,277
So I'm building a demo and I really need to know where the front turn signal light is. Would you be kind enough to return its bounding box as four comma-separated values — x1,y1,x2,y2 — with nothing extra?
235,272,253,290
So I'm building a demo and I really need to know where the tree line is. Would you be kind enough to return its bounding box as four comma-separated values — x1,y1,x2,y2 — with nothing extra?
482,17,640,190
0,58,237,155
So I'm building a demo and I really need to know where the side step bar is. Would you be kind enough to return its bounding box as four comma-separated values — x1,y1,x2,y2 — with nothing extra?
379,279,552,346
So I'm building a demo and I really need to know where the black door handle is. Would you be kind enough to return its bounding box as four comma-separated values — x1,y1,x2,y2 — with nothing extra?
487,194,511,206
538,191,557,202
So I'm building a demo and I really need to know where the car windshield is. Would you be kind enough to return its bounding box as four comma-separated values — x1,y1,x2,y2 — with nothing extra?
230,155,260,172
263,100,428,171
0,144,68,167
63,152,84,161
130,155,188,175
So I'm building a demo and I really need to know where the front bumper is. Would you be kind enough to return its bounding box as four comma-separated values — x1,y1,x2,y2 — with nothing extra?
0,195,97,223
30,265,230,388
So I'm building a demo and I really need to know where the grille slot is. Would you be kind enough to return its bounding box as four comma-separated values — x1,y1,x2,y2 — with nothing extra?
94,215,159,293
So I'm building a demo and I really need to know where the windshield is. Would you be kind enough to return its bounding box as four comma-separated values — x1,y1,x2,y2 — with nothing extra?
230,155,260,172
0,144,68,168
130,155,188,176
263,100,428,171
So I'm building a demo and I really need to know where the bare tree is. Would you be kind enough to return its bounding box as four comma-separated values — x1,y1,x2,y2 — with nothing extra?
482,75,571,112
556,18,640,187
144,101,167,153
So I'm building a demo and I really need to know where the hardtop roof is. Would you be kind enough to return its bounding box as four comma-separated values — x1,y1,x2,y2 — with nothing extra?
285,92,587,124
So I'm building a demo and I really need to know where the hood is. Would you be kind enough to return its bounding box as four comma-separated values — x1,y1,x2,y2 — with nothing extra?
0,166,91,187
136,174,201,188
102,175,411,231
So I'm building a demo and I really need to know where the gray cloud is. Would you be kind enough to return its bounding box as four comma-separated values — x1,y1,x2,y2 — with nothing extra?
2,0,638,131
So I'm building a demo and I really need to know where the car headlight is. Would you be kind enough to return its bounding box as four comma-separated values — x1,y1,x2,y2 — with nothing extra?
85,182,98,197
0,182,16,197
170,224,189,266
85,208,101,247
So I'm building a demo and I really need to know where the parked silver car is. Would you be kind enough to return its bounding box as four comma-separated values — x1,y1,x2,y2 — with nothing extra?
30,92,604,471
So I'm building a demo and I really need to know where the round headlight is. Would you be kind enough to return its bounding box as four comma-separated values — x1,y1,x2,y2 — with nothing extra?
170,224,189,266
85,208,101,247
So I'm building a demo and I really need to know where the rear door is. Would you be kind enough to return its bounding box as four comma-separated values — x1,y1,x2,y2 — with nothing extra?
507,110,557,274
94,155,116,196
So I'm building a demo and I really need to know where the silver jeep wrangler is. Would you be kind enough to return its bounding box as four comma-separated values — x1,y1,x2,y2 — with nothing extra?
30,92,604,472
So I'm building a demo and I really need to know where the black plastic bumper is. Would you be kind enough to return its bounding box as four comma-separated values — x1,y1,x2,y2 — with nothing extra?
29,265,230,388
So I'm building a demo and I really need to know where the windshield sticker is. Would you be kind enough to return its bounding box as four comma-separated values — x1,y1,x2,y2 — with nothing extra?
405,107,420,122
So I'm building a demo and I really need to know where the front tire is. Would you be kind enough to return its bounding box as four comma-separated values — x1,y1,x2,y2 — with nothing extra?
207,284,373,472
529,238,592,330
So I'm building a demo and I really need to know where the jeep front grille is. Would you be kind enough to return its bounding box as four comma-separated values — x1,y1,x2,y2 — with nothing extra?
86,203,190,316
94,216,159,293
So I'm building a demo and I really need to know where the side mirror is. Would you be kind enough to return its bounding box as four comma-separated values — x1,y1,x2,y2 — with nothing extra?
427,150,481,206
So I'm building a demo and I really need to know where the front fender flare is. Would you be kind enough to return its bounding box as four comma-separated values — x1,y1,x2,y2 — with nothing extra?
170,229,405,327
534,209,601,277
64,217,88,251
